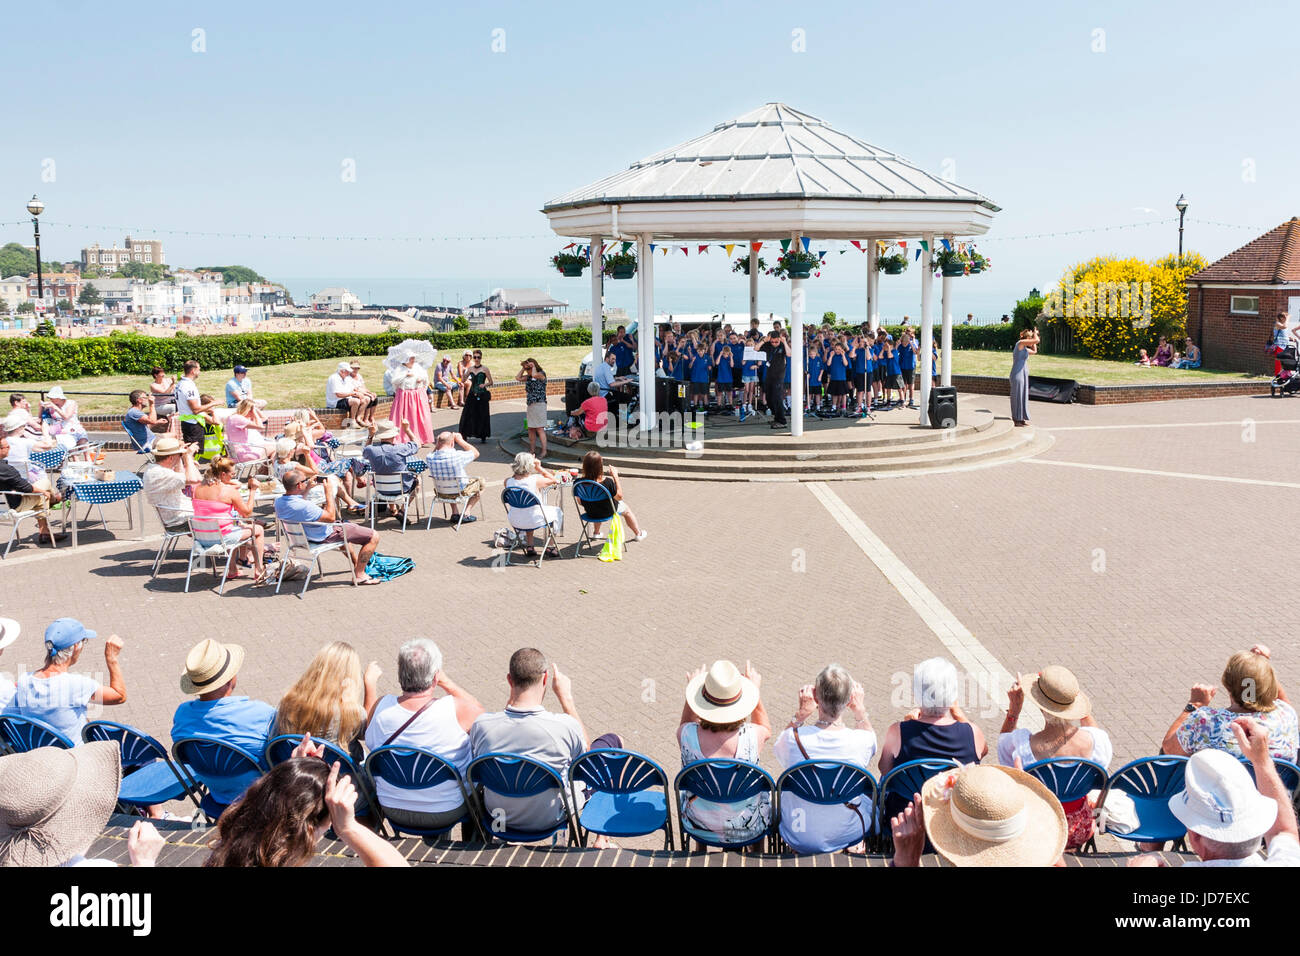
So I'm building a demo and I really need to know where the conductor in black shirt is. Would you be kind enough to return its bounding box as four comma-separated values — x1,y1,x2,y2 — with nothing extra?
759,329,791,428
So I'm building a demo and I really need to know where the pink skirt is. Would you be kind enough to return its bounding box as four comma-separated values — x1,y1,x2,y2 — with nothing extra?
390,387,434,444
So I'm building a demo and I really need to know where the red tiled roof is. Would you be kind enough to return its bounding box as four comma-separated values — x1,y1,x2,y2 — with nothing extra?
1190,217,1300,283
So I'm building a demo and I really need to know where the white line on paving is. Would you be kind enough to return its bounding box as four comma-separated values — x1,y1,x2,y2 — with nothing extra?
806,481,1039,729
1044,419,1300,432
1024,458,1300,489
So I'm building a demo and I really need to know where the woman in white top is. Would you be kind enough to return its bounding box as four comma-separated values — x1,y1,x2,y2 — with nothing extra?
362,638,484,835
503,452,561,559
41,386,88,448
998,665,1112,851
774,665,877,854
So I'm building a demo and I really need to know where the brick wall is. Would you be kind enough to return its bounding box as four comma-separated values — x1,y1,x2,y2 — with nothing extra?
1188,285,1293,375
904,374,1267,405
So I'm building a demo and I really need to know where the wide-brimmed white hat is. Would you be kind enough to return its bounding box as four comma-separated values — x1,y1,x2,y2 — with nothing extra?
0,741,121,866
373,421,400,441
46,386,65,400
0,619,18,651
1169,749,1278,843
2,410,30,433
685,660,760,724
922,764,1067,867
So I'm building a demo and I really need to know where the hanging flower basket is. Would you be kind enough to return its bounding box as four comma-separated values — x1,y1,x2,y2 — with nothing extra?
732,256,767,275
967,252,990,275
551,252,589,277
934,249,970,277
602,251,637,279
878,253,908,275
769,249,820,281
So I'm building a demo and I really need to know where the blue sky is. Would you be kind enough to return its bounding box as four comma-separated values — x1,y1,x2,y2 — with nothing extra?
4,0,1298,314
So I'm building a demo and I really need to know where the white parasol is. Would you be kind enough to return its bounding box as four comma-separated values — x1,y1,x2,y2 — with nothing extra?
385,338,437,371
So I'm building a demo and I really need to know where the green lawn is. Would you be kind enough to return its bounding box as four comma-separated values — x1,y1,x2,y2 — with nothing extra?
5,346,593,416
5,345,1262,416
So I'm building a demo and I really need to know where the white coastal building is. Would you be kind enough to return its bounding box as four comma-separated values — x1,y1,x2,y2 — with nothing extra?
310,287,364,312
0,275,28,311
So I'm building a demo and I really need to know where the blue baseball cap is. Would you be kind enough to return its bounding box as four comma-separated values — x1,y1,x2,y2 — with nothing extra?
233,365,248,374
44,618,96,652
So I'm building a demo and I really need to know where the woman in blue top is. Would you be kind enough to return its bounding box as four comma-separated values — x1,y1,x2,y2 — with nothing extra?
13,618,127,741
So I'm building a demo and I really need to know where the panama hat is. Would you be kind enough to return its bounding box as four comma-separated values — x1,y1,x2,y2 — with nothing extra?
0,741,121,866
1169,749,1277,843
181,638,245,695
921,764,1067,867
373,421,400,441
149,435,186,458
0,619,18,651
1027,665,1091,721
685,660,760,724
2,410,30,433
46,386,65,400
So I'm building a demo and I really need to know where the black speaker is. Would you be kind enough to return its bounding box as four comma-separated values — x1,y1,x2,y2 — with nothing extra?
655,376,687,418
928,386,958,428
1027,376,1078,404
565,377,592,414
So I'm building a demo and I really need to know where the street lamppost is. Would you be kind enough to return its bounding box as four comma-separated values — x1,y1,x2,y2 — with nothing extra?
26,195,45,306
1175,194,1188,259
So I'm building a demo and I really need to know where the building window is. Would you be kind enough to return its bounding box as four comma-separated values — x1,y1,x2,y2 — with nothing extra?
1231,296,1260,315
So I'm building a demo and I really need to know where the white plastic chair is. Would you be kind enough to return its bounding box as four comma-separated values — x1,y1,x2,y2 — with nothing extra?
0,497,55,558
275,519,358,597
368,471,420,533
184,514,253,596
427,475,483,531
151,505,193,577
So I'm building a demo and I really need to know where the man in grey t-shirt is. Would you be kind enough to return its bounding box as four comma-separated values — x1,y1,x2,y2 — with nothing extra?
470,648,621,841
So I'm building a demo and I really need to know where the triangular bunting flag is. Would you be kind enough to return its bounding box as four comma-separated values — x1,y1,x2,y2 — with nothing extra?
915,249,921,261
725,243,735,257
698,245,708,254
801,237,811,252
751,242,763,252
680,246,688,256
780,239,791,253
898,241,907,252
940,239,952,252
850,240,863,252
649,244,656,253
563,243,575,250
919,240,930,252
817,250,826,259
661,247,668,256
621,241,633,254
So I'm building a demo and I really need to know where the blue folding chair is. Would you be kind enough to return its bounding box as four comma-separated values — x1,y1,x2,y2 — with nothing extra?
570,480,625,559
264,733,380,825
1237,756,1300,803
1107,756,1189,846
569,748,673,848
500,486,561,566
467,753,578,844
1024,757,1109,853
775,759,878,854
876,757,961,852
83,720,202,813
365,744,480,841
171,736,267,822
674,758,776,852
0,714,76,753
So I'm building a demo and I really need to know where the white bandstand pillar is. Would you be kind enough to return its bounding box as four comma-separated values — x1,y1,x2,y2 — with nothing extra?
790,234,805,437
866,239,879,332
749,240,759,322
918,233,935,426
590,235,602,386
941,235,954,387
638,234,655,432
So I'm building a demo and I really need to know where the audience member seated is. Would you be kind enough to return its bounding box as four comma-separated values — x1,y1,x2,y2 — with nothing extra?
275,468,380,584
204,749,405,867
361,420,420,517
1153,336,1173,367
576,450,647,542
292,408,328,444
142,436,202,530
1177,342,1202,369
676,659,772,846
1130,718,1300,868
123,390,167,452
0,617,17,709
503,453,562,559
578,382,608,436
192,456,268,585
433,356,461,409
426,430,483,524
364,638,483,835
0,744,163,866
774,664,875,854
1163,644,1297,762
470,648,622,843
999,665,1113,851
9,619,126,740
1135,349,1153,366
4,410,57,484
889,763,1068,867
171,639,277,807
276,641,379,763
224,365,266,410
274,438,363,513
223,399,274,462
0,431,63,543
40,386,89,449
878,657,988,820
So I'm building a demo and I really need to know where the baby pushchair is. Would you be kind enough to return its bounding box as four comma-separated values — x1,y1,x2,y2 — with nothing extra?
1270,346,1299,397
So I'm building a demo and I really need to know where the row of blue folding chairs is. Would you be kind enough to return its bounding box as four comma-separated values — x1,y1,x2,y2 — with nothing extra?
3,712,1297,854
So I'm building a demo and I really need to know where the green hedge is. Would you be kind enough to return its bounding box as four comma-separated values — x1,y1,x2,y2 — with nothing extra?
0,328,600,382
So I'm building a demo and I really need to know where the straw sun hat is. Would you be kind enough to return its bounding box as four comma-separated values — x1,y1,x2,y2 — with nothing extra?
685,660,759,725
0,741,121,866
921,764,1067,867
181,638,245,695
1027,665,1091,721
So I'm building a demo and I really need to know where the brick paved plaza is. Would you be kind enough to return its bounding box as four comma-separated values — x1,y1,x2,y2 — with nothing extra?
3,391,1294,852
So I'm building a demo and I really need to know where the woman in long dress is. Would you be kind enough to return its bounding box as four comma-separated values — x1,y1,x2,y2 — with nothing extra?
458,349,493,443
1009,329,1039,426
388,353,434,445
